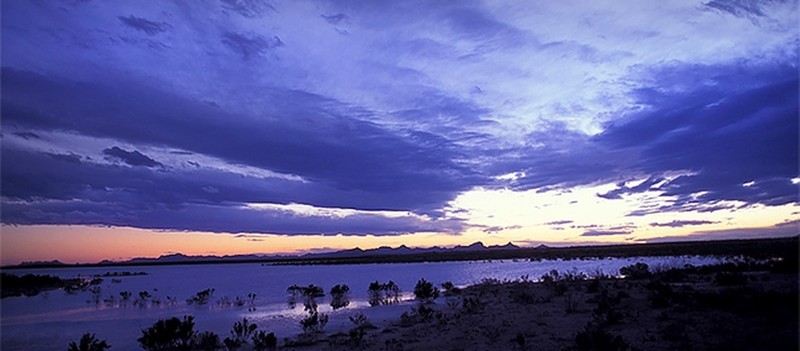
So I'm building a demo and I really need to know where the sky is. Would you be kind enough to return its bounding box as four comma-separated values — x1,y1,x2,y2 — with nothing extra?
1,0,798,265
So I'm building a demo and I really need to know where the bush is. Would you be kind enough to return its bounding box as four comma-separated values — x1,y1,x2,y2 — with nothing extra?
68,333,111,351
714,271,747,286
300,311,329,333
230,318,258,343
138,316,197,351
619,263,651,279
413,278,440,302
572,323,631,351
348,313,372,345
194,331,222,351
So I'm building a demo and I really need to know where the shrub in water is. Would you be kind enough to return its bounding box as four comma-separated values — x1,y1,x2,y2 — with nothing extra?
329,284,351,310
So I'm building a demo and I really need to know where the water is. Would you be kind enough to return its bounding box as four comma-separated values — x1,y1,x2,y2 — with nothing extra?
1,256,723,350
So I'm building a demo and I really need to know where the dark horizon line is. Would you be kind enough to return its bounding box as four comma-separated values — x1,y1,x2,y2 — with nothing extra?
3,236,797,271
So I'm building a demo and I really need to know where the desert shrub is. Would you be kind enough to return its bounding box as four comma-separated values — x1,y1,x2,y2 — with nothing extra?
68,333,110,351
230,318,258,343
384,338,405,351
413,278,440,302
120,291,132,301
330,284,351,310
441,281,461,296
287,284,329,335
413,304,436,321
565,291,579,313
479,277,502,285
194,331,222,351
300,311,329,333
587,287,624,325
187,288,215,305
482,325,502,343
512,333,527,351
348,313,372,345
252,331,277,351
645,280,673,308
511,286,537,304
714,271,747,286
461,297,484,314
562,268,588,281
572,323,632,351
138,316,197,351
540,270,569,296
619,263,651,279
223,337,241,351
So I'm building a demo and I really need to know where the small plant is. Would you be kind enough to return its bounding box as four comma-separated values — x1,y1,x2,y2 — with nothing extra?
68,333,110,351
138,316,197,351
252,331,277,351
413,278,440,302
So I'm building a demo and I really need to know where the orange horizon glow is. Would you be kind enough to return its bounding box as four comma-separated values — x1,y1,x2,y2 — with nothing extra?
2,220,797,266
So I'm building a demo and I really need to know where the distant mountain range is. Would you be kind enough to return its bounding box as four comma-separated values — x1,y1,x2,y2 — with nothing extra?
305,241,522,259
12,242,525,267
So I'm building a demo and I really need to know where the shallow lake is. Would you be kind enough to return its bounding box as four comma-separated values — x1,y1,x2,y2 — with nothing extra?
1,256,725,350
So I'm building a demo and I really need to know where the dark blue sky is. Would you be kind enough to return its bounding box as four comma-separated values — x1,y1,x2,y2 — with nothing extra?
1,0,797,249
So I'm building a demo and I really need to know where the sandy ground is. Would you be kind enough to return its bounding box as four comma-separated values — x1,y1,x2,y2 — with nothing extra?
281,268,798,351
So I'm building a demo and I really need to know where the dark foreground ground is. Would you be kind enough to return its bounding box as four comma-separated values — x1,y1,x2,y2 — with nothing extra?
291,259,798,351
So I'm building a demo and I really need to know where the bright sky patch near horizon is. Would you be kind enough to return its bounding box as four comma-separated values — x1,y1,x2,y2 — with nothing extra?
1,0,798,265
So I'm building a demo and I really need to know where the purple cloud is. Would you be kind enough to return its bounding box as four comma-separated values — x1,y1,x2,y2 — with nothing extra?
650,220,718,228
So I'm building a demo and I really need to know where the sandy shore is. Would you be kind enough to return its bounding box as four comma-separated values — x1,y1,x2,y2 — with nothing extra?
283,265,798,351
